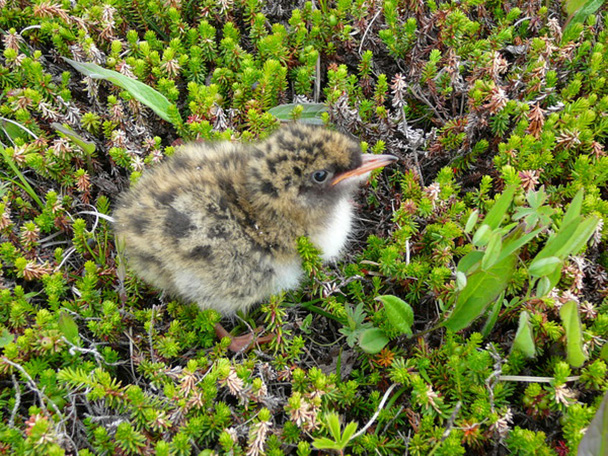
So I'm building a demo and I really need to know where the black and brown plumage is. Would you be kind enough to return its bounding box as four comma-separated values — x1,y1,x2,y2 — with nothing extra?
114,123,397,350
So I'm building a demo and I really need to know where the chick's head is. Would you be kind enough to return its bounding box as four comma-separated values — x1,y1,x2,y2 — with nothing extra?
246,124,363,217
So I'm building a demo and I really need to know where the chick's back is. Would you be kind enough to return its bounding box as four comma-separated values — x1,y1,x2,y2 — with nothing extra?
114,142,300,315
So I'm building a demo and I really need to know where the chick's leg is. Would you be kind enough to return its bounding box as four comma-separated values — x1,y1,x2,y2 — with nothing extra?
214,323,273,352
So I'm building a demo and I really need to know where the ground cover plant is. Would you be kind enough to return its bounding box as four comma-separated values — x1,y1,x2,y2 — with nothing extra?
0,0,607,454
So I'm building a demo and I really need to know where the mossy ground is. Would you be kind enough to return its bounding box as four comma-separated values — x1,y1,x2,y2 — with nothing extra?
0,0,607,454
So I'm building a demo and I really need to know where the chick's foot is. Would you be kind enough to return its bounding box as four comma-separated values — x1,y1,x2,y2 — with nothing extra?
214,323,274,352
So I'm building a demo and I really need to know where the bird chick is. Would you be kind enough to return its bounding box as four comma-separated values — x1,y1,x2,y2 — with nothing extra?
114,124,396,349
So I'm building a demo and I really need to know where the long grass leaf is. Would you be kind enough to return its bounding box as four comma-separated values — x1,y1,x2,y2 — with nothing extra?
64,58,175,123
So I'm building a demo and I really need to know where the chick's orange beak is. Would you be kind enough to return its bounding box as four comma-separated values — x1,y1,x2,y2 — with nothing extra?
331,154,398,186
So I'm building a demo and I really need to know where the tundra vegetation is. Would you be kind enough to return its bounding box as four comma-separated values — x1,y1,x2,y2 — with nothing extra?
0,0,607,454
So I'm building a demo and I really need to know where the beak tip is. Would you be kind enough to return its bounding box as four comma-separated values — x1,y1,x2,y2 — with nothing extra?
361,153,399,167
330,153,398,186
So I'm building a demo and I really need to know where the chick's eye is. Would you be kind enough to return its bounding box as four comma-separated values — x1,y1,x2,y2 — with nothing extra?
312,170,329,184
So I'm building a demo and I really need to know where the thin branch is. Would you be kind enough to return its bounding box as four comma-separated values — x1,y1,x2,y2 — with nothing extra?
408,86,447,125
9,374,21,427
77,210,116,224
0,117,39,140
428,402,461,456
62,337,127,367
399,104,425,186
499,375,580,383
148,305,158,363
358,10,382,56
19,25,42,36
486,344,504,414
512,16,532,28
352,383,399,439
314,54,321,103
55,246,77,271
1,355,79,454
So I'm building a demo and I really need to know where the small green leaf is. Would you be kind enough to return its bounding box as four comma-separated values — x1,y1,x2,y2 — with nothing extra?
445,253,518,332
531,192,597,265
1,118,34,141
496,226,544,264
559,301,587,368
481,294,504,338
268,103,327,125
326,413,342,441
0,328,14,347
312,412,357,450
536,276,552,297
464,210,479,233
376,295,413,335
528,256,562,277
58,312,79,345
457,251,484,274
472,224,492,247
526,187,548,209
554,216,599,259
535,223,579,261
564,0,586,15
359,328,389,354
1,147,44,209
312,437,340,450
512,311,535,358
52,123,96,155
64,58,176,123
483,185,517,230
481,231,502,270
546,266,563,293
564,0,604,37
455,271,467,290
561,188,584,228
341,421,358,443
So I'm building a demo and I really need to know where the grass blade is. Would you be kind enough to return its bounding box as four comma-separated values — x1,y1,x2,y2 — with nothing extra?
64,57,175,123
268,103,327,124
